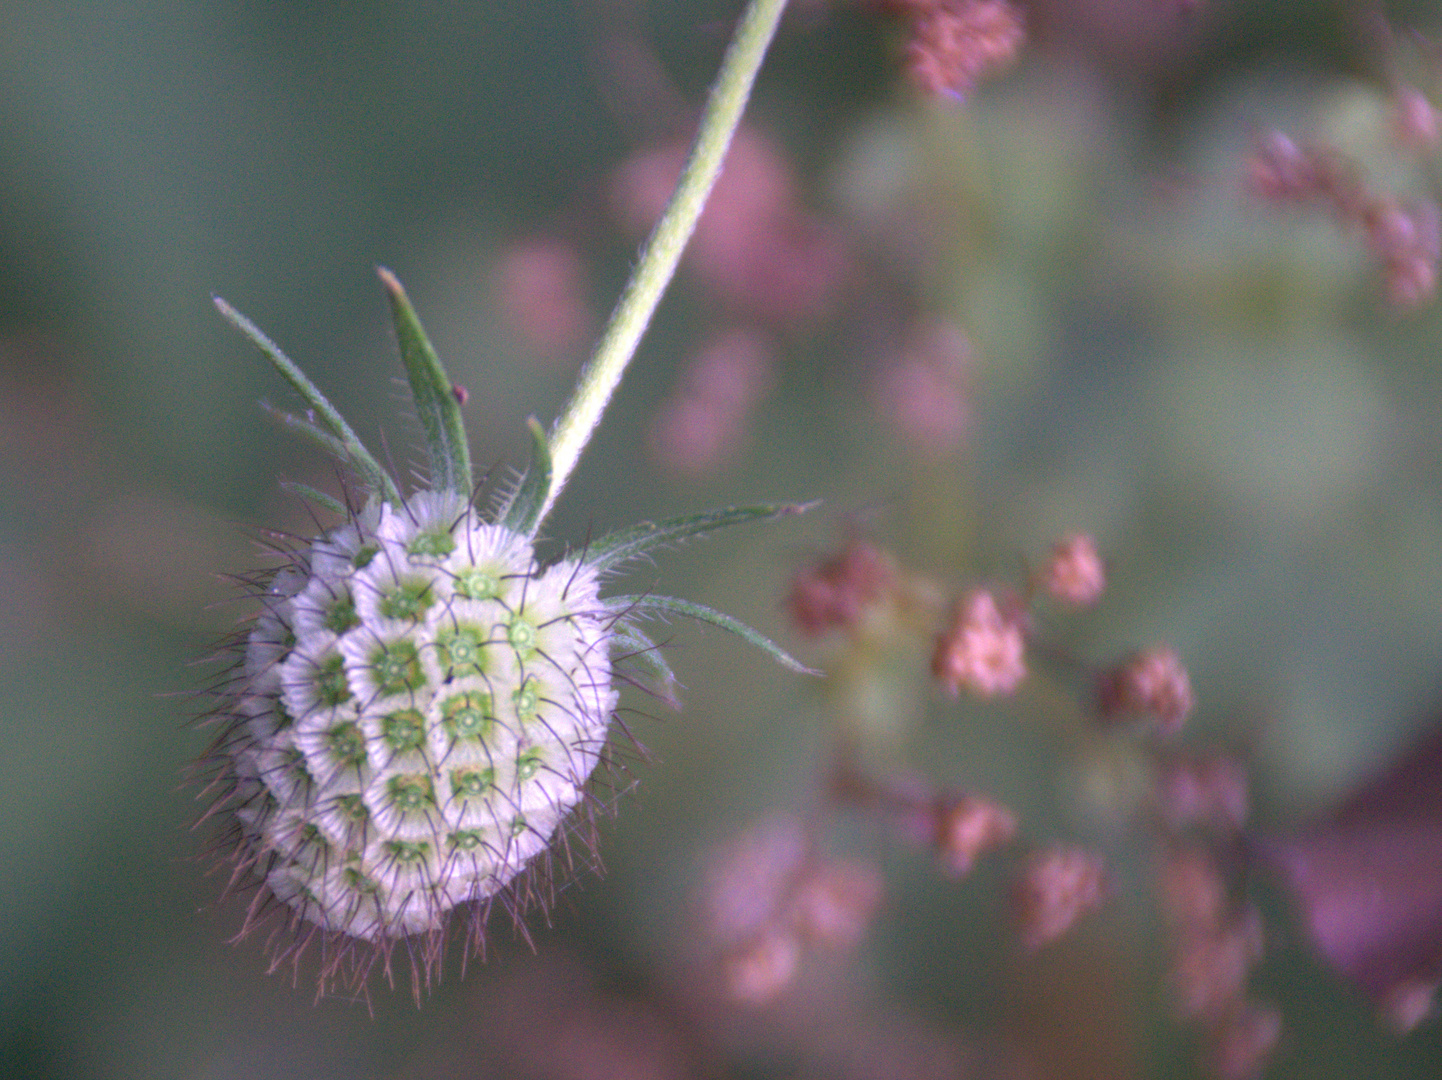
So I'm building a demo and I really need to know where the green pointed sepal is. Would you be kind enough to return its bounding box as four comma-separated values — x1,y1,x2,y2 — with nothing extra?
586,501,818,575
500,418,553,536
378,267,473,497
214,296,402,505
604,593,819,676
609,622,681,709
278,480,348,517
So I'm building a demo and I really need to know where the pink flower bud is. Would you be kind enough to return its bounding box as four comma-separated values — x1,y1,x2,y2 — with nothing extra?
1097,646,1194,735
932,589,1027,698
1042,533,1106,608
1012,846,1106,951
933,794,1017,877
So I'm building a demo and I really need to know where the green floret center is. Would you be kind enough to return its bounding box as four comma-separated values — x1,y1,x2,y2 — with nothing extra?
451,766,494,797
408,530,455,558
315,651,352,707
342,865,378,893
516,747,544,780
506,616,536,656
270,699,296,731
291,826,331,872
387,773,435,811
379,576,436,621
436,625,488,679
324,593,359,634
369,640,426,696
441,691,493,742
453,565,501,600
325,721,366,767
352,545,379,569
278,750,315,802
448,829,485,851
381,708,426,753
512,679,539,722
385,839,431,864
335,794,368,822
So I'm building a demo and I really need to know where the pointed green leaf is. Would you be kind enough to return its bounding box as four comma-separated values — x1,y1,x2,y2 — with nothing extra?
587,500,818,575
500,418,553,536
607,594,819,676
609,622,681,708
377,268,473,496
215,296,401,504
258,402,350,460
279,481,348,517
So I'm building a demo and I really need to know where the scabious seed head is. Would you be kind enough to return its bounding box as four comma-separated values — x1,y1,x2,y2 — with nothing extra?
215,491,618,948
204,275,809,997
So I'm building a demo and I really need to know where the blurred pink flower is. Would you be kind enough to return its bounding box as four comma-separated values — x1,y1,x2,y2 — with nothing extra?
873,320,974,455
1154,754,1248,831
1041,532,1106,608
1097,645,1194,735
786,539,897,638
649,327,773,475
1012,845,1107,951
494,237,593,361
900,0,1026,100
932,793,1017,877
932,588,1027,698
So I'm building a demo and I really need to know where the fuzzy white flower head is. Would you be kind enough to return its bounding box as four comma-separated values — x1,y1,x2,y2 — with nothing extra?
226,492,618,942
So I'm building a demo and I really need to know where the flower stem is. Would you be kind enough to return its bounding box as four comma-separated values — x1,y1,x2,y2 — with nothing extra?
534,0,789,531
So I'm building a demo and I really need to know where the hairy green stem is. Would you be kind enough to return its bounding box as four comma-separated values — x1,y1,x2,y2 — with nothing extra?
534,0,789,531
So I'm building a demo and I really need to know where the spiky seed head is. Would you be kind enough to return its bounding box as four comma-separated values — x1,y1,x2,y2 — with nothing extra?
204,276,811,999
211,490,618,957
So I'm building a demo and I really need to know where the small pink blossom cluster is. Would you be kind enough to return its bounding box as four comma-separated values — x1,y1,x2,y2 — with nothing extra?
876,0,1027,100
836,765,1020,880
1150,737,1277,1077
1097,645,1195,736
931,588,1029,698
786,539,899,638
932,792,1018,877
1153,753,1248,831
931,534,1115,699
1040,532,1107,608
1159,845,1278,1080
1246,126,1442,307
700,814,884,1004
776,529,1219,978
789,533,1198,747
1011,845,1108,952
